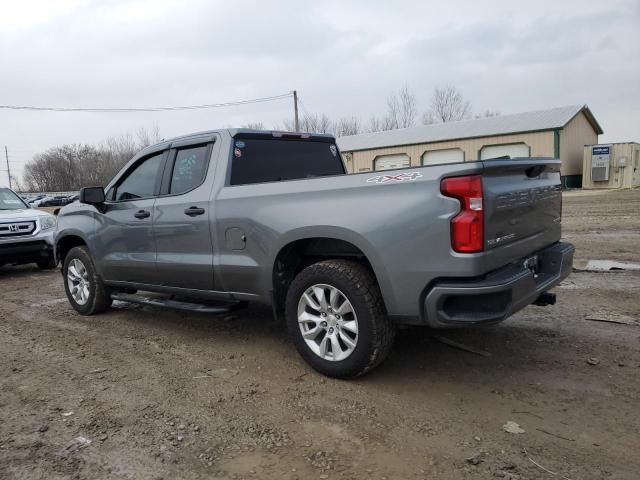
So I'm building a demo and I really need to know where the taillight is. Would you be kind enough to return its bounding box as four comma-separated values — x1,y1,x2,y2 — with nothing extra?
441,175,484,253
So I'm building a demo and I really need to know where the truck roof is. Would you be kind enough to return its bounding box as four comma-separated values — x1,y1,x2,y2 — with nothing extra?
137,129,336,157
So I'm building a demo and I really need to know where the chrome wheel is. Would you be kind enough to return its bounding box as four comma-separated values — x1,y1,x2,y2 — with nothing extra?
67,258,90,306
297,284,358,362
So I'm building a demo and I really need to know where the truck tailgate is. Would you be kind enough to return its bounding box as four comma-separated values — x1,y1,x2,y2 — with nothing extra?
481,158,562,265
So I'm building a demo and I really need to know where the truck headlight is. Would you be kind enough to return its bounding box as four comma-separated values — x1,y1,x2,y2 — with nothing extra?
40,215,57,231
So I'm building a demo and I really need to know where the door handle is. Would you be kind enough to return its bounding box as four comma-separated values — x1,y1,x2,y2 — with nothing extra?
184,207,205,216
134,210,151,219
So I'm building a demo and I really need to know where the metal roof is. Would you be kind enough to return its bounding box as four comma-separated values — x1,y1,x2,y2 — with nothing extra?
584,141,638,146
337,105,603,153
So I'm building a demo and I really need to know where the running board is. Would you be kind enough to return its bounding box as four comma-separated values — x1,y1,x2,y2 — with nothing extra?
110,292,244,314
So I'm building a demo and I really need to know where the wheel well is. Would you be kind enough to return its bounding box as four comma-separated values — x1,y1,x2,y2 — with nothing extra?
272,238,377,314
56,235,86,265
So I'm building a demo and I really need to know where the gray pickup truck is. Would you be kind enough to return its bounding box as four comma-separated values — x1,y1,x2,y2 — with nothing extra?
55,129,574,377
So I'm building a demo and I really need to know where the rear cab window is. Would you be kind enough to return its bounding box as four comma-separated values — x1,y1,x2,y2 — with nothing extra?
229,137,345,186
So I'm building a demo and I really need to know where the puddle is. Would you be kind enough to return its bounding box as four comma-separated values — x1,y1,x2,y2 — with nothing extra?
584,260,640,271
585,312,639,326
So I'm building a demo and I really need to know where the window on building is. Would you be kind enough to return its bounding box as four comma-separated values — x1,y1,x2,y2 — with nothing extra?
373,154,410,171
421,148,464,165
480,143,530,160
169,145,210,194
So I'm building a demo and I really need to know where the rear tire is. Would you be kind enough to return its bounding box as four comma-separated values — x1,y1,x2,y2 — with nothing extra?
286,259,395,378
62,246,112,315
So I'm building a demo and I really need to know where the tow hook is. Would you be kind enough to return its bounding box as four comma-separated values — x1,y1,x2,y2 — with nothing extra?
534,292,556,306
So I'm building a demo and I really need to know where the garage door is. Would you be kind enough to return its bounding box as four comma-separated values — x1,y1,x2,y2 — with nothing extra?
374,154,410,171
480,143,530,160
422,148,464,165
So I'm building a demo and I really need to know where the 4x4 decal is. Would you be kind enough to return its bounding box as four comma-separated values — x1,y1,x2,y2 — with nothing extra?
367,172,423,184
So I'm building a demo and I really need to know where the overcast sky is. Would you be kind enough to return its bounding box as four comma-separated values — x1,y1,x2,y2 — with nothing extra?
1,0,639,185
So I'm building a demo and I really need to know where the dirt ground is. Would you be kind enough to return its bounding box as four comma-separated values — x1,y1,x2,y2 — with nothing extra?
1,190,639,480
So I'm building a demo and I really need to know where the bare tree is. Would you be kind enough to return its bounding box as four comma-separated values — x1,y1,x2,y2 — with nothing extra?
383,95,399,130
365,87,418,132
271,85,489,137
474,110,500,119
95,134,137,185
135,125,161,147
281,113,334,134
280,118,295,132
23,127,162,191
279,113,362,137
383,86,417,129
23,144,101,192
422,86,471,124
307,113,334,134
398,86,418,128
366,115,384,133
242,122,265,130
334,116,361,137
10,177,24,192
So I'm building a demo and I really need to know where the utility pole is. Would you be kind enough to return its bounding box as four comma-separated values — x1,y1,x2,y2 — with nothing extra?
4,146,11,189
293,90,300,131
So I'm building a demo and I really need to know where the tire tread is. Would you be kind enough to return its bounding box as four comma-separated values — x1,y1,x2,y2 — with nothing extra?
63,246,112,315
286,259,395,378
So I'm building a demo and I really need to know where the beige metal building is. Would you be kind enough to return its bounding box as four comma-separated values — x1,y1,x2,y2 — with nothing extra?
337,105,602,188
582,142,640,189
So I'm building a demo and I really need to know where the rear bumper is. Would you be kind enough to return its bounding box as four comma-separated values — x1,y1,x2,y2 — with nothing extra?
422,241,574,328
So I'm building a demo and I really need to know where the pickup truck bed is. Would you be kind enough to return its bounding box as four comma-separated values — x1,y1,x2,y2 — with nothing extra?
55,129,574,377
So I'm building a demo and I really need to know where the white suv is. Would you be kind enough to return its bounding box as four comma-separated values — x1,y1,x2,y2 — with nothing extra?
0,187,57,269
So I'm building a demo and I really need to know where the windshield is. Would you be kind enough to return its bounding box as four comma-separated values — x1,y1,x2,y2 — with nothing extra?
0,188,29,210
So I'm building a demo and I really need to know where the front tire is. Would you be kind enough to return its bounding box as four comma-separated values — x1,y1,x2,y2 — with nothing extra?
286,260,395,378
62,246,112,315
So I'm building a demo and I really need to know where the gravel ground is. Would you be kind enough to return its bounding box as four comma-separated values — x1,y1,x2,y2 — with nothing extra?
2,189,639,480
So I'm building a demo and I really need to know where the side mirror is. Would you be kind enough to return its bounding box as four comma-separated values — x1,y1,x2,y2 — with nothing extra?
79,187,105,205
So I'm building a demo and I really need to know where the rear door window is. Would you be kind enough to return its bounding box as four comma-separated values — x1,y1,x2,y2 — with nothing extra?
229,138,345,186
168,145,210,194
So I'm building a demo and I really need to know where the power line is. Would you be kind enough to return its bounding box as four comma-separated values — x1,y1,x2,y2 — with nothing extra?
0,92,293,113
297,96,311,117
